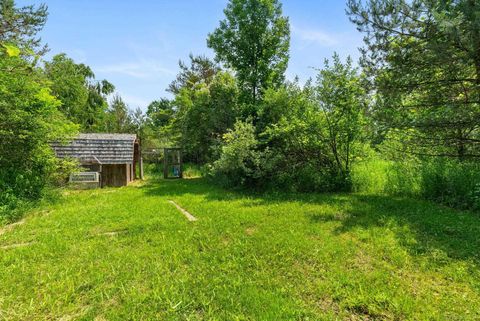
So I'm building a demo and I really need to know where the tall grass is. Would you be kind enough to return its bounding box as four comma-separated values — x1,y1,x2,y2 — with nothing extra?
419,159,480,210
351,158,390,194
352,156,480,211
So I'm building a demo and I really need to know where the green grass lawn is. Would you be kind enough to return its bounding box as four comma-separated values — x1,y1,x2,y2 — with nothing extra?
1,176,480,320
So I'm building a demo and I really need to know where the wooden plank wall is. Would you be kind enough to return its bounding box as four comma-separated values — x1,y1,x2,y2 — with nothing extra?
102,164,128,187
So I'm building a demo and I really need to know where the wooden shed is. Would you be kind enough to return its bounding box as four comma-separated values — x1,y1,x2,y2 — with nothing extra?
53,133,143,187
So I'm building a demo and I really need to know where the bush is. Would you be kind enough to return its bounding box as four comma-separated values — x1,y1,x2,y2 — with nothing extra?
0,50,77,223
210,120,264,188
269,162,351,193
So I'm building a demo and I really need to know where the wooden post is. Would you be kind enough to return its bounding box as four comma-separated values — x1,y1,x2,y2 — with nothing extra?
99,164,102,188
133,157,137,179
179,149,183,178
163,148,168,179
133,140,140,179
138,141,144,180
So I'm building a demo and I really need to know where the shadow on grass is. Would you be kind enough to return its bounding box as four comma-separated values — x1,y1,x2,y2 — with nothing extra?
141,176,480,265
141,176,351,206
339,194,480,264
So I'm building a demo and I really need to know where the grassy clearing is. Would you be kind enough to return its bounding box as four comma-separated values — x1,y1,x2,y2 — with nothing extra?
1,177,479,320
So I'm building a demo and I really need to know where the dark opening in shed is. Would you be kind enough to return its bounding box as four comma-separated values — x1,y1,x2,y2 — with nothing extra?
52,133,143,187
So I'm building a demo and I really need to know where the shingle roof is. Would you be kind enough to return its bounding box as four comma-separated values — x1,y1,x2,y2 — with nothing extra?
77,133,137,141
52,133,137,165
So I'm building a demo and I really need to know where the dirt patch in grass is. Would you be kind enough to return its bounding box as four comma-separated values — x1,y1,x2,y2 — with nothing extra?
94,230,128,237
245,226,257,236
0,242,34,250
0,219,25,236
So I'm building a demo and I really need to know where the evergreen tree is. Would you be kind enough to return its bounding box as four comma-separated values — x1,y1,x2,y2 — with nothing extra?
0,0,48,55
347,0,480,159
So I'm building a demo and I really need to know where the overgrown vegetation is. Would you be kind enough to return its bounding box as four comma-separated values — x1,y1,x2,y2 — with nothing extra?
0,22,77,222
148,0,480,211
353,157,480,211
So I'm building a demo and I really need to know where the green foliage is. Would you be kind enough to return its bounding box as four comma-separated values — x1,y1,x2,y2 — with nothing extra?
44,53,115,131
383,160,422,197
210,120,264,187
219,55,366,192
207,0,290,107
0,1,79,222
385,158,480,211
181,163,206,179
351,157,389,194
146,98,174,128
419,159,480,210
259,83,338,191
168,54,220,95
104,94,133,133
347,0,480,159
1,43,20,57
173,70,240,163
0,0,48,55
314,54,368,180
0,51,77,221
352,155,480,211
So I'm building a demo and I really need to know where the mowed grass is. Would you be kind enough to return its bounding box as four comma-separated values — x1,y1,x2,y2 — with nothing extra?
1,177,480,320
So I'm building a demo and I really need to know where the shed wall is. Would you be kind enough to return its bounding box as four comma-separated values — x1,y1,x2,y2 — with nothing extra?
102,164,127,187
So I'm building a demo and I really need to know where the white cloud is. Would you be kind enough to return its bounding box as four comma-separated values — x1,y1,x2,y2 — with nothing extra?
96,59,175,79
291,25,339,47
116,92,151,109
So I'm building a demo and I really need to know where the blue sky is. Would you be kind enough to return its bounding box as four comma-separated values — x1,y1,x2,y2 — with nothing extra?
21,0,364,110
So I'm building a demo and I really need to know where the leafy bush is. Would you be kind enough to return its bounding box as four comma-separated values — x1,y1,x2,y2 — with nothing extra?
173,70,240,163
210,120,264,187
0,46,77,223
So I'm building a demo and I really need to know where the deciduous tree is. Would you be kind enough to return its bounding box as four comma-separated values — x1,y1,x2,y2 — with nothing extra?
44,54,115,131
207,0,290,109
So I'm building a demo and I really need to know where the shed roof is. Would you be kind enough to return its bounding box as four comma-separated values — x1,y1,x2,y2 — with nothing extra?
52,133,137,165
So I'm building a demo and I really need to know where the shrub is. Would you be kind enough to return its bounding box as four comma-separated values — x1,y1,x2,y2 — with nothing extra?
210,120,264,187
0,48,77,223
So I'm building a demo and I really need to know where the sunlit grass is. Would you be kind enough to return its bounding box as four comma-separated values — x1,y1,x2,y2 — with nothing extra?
1,177,479,320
